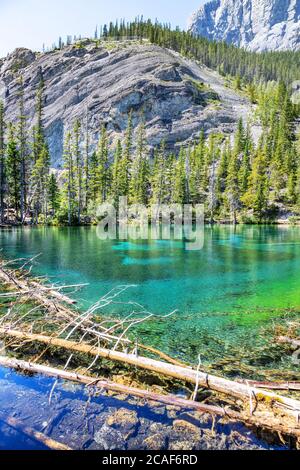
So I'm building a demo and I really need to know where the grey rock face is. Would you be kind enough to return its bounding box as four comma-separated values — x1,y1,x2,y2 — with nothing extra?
0,41,255,167
189,0,300,52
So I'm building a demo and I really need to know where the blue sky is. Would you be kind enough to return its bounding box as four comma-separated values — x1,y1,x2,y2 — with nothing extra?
0,0,205,57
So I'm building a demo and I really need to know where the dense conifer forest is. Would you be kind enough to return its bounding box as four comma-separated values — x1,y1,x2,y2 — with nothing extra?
0,19,299,225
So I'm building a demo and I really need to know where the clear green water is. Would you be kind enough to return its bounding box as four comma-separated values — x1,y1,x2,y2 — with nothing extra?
0,225,300,372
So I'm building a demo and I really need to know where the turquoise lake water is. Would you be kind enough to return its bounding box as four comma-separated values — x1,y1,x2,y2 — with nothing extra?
0,225,300,370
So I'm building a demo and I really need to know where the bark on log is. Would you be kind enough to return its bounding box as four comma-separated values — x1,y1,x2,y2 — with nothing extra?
239,379,300,391
1,327,300,417
0,355,227,416
278,336,300,348
0,413,71,450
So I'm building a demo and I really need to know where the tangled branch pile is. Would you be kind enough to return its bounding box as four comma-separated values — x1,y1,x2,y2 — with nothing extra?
0,255,300,447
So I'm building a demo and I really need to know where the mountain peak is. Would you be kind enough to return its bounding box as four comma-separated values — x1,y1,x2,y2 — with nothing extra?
189,0,300,52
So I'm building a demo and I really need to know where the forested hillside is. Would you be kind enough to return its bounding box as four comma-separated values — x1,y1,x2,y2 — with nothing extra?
94,19,300,84
0,20,299,226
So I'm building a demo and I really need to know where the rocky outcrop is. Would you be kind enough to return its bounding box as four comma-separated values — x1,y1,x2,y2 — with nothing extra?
189,0,300,52
0,41,255,167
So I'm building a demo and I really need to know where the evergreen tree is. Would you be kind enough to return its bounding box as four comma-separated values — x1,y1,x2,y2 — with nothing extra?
31,144,50,222
226,149,241,224
189,130,209,205
242,149,269,222
239,125,253,194
6,124,20,218
110,139,122,206
48,173,60,215
150,141,168,206
63,131,75,226
31,81,50,222
0,101,5,223
207,135,221,222
96,125,109,203
172,147,187,204
72,119,82,223
89,150,100,205
216,138,230,200
118,113,133,198
83,115,90,213
17,76,28,222
129,122,149,205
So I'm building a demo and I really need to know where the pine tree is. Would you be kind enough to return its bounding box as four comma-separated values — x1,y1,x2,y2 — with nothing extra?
233,118,246,156
6,124,20,218
242,149,269,222
226,150,241,224
239,125,253,194
31,144,50,222
129,122,149,205
48,173,60,215
189,130,207,204
117,111,133,198
97,125,109,203
110,139,122,206
33,79,46,163
63,131,75,226
89,150,100,205
172,147,187,204
296,141,300,207
83,115,90,213
207,135,221,222
286,145,298,204
72,119,82,223
0,101,5,223
17,76,28,222
247,82,257,104
224,119,246,223
216,138,230,199
31,81,50,222
150,141,168,206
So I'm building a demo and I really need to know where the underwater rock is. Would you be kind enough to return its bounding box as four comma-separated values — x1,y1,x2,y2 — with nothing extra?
94,423,126,450
105,408,139,439
168,419,202,450
144,432,167,450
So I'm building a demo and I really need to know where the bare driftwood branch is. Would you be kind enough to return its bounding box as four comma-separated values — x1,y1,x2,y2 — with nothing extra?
238,379,300,392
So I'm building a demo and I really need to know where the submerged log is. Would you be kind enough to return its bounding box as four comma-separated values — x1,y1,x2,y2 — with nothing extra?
0,413,71,450
1,355,300,440
1,327,300,418
0,355,227,416
239,379,300,392
277,336,300,348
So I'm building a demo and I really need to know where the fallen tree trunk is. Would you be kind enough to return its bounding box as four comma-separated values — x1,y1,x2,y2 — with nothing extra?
0,413,71,450
1,327,300,418
239,379,300,392
0,355,228,416
0,355,299,440
278,336,300,348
